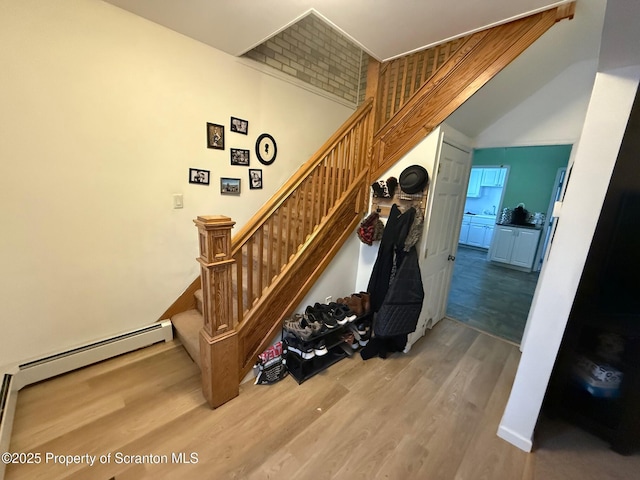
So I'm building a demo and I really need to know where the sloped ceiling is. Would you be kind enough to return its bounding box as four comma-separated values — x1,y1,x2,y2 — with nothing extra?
103,0,606,138
103,0,576,62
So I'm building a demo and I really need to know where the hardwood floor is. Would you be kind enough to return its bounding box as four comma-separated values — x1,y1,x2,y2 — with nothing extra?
446,245,540,344
6,319,639,480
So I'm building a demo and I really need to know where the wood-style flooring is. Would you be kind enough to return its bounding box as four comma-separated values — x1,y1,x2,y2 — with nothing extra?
447,245,540,344
6,319,639,480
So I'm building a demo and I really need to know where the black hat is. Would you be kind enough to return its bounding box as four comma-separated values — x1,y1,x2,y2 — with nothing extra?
399,165,429,194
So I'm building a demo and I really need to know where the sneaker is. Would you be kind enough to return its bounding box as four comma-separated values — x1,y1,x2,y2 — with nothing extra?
358,330,371,347
326,303,348,325
310,304,338,329
314,338,328,356
355,321,371,346
283,313,314,341
284,335,315,359
355,321,369,336
330,302,357,322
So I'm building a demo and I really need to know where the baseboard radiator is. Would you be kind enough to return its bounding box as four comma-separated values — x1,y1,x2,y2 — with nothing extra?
0,320,173,480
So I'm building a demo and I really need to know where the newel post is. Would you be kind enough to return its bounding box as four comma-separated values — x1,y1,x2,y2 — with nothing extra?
194,215,239,408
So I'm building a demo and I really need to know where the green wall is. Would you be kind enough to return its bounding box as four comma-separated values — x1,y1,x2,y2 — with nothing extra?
472,145,573,214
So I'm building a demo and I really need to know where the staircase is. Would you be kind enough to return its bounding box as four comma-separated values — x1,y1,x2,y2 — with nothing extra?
166,3,576,408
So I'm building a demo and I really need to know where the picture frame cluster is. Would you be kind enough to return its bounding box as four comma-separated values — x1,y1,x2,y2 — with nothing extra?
192,116,272,194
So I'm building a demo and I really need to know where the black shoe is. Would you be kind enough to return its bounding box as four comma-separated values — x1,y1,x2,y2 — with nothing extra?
314,338,328,356
311,303,338,329
327,303,348,325
283,334,315,359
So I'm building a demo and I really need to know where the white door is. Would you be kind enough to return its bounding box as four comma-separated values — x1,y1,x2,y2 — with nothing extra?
407,139,471,349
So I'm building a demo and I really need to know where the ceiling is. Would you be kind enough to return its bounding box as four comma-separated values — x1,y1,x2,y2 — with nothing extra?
104,0,577,62
102,0,609,138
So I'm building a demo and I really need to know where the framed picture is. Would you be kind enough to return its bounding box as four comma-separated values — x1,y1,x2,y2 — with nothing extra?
231,148,250,166
255,133,277,165
206,122,224,150
249,169,263,190
230,116,248,135
220,177,241,195
189,168,210,185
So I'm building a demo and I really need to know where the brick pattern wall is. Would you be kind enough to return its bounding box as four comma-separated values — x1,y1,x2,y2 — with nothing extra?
243,14,368,106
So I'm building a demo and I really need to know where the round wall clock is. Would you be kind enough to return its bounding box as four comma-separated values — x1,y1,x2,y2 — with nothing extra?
255,133,277,165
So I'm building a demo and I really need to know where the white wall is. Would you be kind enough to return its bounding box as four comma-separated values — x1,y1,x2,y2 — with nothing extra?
0,0,353,368
474,58,598,148
498,65,640,452
354,126,442,292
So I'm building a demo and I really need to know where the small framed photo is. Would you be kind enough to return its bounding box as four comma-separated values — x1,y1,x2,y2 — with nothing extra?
206,122,224,150
220,177,241,195
231,148,250,166
189,168,210,185
230,117,248,135
249,169,263,190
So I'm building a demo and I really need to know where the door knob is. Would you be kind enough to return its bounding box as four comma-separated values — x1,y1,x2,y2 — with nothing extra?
448,255,456,261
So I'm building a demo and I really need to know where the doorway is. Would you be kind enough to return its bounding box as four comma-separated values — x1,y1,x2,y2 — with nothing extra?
445,160,568,345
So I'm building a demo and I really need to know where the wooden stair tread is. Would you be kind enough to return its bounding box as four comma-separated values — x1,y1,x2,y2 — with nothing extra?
171,309,203,369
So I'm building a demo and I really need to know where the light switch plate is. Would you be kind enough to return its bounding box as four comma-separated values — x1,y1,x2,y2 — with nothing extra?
173,194,184,209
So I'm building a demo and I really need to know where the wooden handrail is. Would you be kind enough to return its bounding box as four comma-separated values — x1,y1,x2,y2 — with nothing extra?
231,99,373,252
228,98,373,327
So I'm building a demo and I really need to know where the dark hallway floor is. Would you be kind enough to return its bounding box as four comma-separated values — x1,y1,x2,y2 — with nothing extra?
446,245,540,344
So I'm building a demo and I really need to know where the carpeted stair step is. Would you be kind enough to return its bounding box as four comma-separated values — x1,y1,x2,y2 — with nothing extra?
195,288,204,315
171,309,203,368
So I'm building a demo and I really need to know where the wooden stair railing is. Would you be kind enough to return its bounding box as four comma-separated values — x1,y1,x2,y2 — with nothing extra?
189,99,374,407
167,1,576,408
369,2,576,180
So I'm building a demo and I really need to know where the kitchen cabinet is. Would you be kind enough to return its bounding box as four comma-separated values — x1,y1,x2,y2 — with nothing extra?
466,169,482,197
459,215,471,244
489,225,541,271
480,168,506,187
459,215,495,249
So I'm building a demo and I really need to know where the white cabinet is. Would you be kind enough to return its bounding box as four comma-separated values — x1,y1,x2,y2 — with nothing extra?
459,215,495,249
466,169,482,197
480,168,506,187
459,215,471,244
481,224,494,249
489,225,541,271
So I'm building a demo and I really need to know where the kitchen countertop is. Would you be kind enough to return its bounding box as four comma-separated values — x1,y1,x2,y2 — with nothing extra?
497,222,542,230
463,213,496,219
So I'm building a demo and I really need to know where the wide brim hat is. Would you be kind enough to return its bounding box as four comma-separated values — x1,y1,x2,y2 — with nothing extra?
399,165,429,194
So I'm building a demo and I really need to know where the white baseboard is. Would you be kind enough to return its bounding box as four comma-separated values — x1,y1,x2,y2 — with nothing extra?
0,321,173,480
497,424,533,452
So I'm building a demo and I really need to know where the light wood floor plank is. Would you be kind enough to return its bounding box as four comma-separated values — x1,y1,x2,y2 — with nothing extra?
6,319,639,480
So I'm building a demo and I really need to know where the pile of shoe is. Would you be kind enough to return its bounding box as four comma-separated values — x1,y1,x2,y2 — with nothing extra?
283,301,355,359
